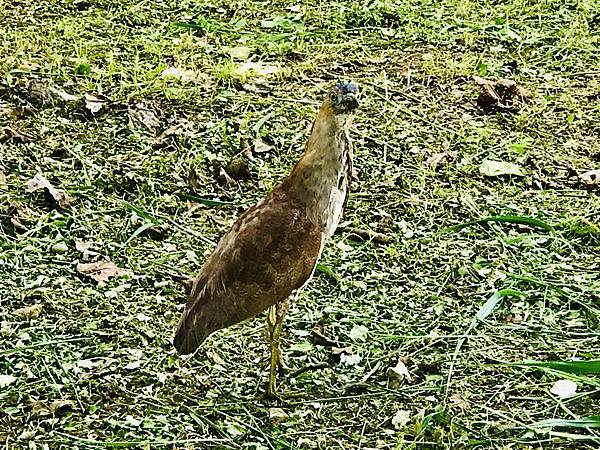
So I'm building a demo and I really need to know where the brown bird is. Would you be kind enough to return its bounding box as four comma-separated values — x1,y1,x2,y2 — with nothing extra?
174,82,359,396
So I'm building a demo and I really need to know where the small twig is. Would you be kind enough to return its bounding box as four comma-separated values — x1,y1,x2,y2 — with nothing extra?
310,330,339,347
290,362,329,378
338,226,393,244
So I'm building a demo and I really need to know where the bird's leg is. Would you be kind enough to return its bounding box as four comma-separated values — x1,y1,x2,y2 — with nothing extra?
267,301,290,397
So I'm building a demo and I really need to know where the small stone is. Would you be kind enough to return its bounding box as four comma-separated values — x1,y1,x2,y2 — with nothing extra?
269,407,289,426
51,242,69,254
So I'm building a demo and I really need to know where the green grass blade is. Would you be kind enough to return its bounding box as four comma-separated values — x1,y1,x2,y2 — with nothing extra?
508,360,600,374
529,416,600,429
446,288,526,395
122,201,162,225
316,263,340,282
472,289,526,326
443,215,555,233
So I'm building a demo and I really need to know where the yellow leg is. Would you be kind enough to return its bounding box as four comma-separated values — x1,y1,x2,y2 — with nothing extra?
266,302,289,397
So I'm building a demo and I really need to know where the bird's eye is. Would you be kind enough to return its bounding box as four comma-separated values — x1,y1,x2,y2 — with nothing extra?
330,92,337,101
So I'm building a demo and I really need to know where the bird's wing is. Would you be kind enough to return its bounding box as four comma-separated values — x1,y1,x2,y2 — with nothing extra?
174,190,323,355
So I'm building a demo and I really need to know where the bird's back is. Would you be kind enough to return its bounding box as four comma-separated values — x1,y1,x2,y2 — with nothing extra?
173,188,322,355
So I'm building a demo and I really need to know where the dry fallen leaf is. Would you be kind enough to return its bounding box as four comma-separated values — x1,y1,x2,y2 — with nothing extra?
13,304,43,319
473,76,529,113
75,240,99,261
330,346,353,364
26,173,74,209
253,138,273,154
227,46,252,60
504,313,525,324
0,170,6,187
50,399,74,413
128,103,162,135
425,151,455,168
348,324,369,342
269,407,289,426
6,203,32,232
237,62,279,77
387,360,412,388
29,400,51,416
30,399,74,416
391,409,411,428
76,260,131,284
0,374,17,387
83,93,108,114
580,169,600,187
206,350,226,368
161,67,213,88
449,394,470,411
550,379,577,398
479,159,524,177
18,430,36,441
162,66,196,82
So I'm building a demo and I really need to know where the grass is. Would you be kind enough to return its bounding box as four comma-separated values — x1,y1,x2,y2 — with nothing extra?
1,0,599,448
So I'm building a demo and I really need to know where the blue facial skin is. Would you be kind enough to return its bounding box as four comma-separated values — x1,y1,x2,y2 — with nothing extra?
331,82,359,113
335,82,359,95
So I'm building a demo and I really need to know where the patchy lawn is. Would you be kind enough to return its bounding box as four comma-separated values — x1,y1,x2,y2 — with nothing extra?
1,0,599,448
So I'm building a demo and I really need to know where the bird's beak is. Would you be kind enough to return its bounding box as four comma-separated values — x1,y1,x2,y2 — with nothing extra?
341,93,359,111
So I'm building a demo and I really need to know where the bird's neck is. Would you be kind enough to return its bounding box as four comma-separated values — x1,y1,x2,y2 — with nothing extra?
282,103,353,234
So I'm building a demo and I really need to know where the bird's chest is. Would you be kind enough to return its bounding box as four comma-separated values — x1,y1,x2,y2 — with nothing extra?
320,144,351,239
323,178,347,238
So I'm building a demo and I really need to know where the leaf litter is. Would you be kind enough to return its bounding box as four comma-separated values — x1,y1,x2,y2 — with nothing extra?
13,304,43,319
76,260,132,284
26,173,74,209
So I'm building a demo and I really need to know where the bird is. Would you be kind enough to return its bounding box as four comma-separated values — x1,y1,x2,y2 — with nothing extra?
174,82,359,396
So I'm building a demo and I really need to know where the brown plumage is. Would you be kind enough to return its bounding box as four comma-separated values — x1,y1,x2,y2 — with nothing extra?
174,83,359,391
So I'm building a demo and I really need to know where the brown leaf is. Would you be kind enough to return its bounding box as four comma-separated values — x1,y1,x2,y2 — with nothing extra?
76,260,131,284
75,240,98,261
503,313,524,324
128,103,162,135
217,167,236,187
83,93,108,114
26,173,74,209
206,350,226,368
417,361,441,374
310,322,338,347
1,126,35,143
29,400,51,416
253,138,272,154
449,394,469,412
580,169,600,187
425,151,455,168
29,399,74,416
330,345,353,364
269,407,289,426
386,360,413,388
13,304,43,319
75,240,93,253
50,399,75,414
161,67,213,88
0,170,6,186
473,76,529,113
4,203,33,233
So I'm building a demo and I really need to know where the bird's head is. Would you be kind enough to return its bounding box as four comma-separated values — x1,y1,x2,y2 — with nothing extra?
328,82,359,115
